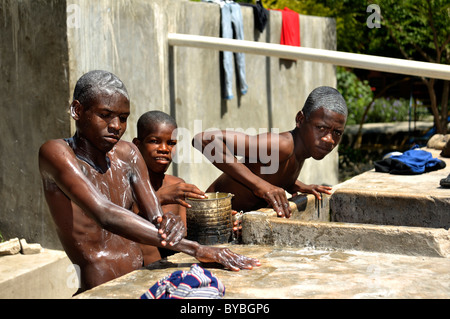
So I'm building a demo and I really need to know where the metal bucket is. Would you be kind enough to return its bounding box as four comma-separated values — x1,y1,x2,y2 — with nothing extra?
185,192,233,245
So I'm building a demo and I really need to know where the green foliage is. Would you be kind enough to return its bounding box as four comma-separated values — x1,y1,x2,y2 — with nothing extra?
376,0,450,64
337,67,373,125
0,231,4,243
337,67,428,124
368,97,410,123
263,0,371,53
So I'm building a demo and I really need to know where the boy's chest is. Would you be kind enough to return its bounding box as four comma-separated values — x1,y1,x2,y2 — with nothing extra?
77,158,134,209
268,156,303,187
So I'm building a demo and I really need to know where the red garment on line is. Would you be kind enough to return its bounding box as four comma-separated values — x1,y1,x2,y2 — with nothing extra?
277,7,300,47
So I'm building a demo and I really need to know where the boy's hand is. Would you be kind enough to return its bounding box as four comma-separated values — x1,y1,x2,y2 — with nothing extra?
291,180,332,200
232,210,243,241
253,181,291,218
157,182,206,208
154,212,187,247
194,246,261,271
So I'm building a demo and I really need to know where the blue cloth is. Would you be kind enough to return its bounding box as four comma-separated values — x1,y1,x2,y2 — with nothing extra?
140,264,225,299
221,2,248,100
375,147,446,175
202,0,249,100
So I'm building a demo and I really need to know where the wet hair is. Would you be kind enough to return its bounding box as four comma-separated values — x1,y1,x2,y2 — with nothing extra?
302,86,348,120
136,110,177,140
72,70,129,107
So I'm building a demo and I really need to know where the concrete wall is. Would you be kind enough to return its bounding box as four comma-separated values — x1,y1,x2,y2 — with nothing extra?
0,0,70,248
1,0,337,249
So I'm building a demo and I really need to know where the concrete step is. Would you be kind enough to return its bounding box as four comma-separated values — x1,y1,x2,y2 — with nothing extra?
0,249,78,298
241,147,450,257
331,148,450,229
241,211,450,257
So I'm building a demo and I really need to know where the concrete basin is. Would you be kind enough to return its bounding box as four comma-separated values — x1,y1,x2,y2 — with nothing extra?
75,244,450,299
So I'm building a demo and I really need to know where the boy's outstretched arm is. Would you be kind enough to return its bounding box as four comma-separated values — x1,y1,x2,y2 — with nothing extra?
192,130,291,218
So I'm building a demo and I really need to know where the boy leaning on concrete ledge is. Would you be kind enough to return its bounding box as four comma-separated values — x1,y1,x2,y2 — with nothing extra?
192,86,348,218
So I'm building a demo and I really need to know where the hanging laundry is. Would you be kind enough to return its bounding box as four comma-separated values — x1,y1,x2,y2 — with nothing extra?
275,7,300,47
374,147,446,175
140,264,225,299
221,2,248,100
203,0,248,100
202,0,233,8
239,0,269,33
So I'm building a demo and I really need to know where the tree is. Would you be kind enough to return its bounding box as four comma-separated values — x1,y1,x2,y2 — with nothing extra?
263,0,449,133
375,0,450,133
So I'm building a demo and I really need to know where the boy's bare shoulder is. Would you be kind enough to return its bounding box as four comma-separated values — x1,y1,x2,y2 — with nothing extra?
164,174,185,186
114,140,141,160
39,138,69,152
277,131,296,159
39,138,74,163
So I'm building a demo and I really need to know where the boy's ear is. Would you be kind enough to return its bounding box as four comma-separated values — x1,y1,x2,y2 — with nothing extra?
295,111,305,128
70,100,83,120
132,137,141,147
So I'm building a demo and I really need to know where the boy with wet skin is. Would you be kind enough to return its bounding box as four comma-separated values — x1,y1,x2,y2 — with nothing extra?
193,86,348,218
38,70,260,294
132,110,207,265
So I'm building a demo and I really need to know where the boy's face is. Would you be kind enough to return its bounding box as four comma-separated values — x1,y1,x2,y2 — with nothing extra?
135,123,177,174
74,92,130,153
297,107,346,160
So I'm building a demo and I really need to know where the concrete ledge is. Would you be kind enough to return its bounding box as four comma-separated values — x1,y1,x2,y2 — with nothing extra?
330,148,450,229
288,194,330,221
248,193,330,221
0,249,78,298
241,212,450,257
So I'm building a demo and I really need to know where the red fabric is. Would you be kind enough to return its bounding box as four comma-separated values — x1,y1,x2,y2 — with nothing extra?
276,7,300,47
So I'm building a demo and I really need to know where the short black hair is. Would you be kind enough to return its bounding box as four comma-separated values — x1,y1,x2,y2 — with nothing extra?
136,110,177,140
73,70,129,107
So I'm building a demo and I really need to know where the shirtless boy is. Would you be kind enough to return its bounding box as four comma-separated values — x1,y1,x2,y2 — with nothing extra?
38,70,260,293
193,86,348,218
132,110,206,265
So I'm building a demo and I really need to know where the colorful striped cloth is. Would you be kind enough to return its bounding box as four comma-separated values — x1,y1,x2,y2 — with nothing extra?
140,264,225,299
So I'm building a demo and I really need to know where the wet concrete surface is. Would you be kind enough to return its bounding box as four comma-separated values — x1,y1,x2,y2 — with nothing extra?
76,147,450,299
75,244,450,299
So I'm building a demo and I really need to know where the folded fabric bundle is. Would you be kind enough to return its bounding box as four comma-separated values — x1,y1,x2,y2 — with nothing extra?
140,264,225,299
374,147,446,175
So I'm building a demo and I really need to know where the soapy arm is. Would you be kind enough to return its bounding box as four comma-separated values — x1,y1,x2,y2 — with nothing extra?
38,139,259,270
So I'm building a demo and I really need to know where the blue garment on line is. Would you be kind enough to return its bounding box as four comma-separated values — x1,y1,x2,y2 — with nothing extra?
140,264,225,299
374,147,446,175
203,0,249,100
221,2,248,100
